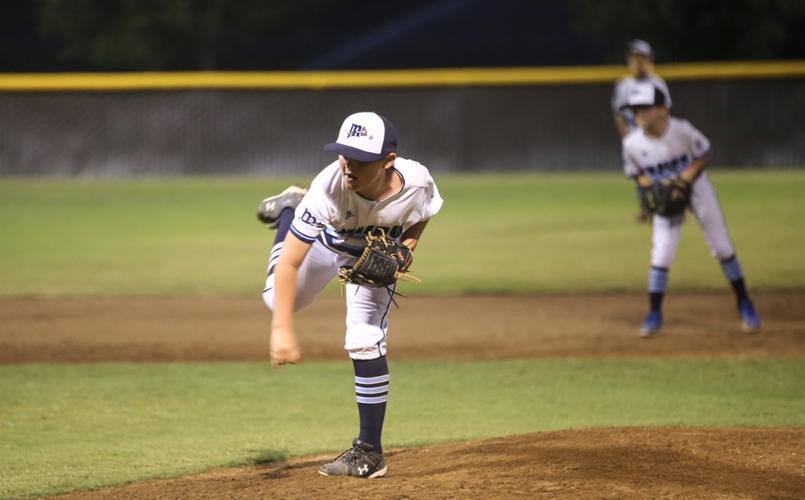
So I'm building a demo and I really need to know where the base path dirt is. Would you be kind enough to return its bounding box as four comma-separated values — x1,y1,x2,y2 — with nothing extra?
2,292,804,499
2,292,804,363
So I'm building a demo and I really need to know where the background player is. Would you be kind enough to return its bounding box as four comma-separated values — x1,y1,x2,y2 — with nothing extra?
612,39,673,222
257,112,443,478
620,83,762,337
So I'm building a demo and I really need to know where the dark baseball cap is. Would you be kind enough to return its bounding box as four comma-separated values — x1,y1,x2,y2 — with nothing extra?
324,112,397,162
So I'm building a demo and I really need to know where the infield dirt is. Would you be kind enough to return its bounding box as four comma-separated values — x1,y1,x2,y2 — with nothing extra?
3,292,804,499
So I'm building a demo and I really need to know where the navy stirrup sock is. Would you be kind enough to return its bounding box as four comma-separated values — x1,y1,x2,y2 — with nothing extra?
273,208,294,246
649,292,664,313
353,356,389,454
720,256,749,302
648,267,668,312
267,208,295,277
729,278,749,302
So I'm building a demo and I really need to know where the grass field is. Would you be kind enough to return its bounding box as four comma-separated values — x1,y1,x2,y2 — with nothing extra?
1,170,804,499
2,359,803,499
1,170,803,297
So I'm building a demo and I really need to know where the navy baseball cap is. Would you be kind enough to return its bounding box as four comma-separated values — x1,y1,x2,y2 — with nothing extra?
622,82,666,109
627,39,654,61
324,112,397,162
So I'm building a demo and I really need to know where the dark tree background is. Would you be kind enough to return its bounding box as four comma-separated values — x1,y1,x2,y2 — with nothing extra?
569,0,805,63
1,0,804,72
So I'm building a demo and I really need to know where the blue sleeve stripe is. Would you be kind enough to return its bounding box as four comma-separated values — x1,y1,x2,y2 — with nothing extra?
290,225,317,243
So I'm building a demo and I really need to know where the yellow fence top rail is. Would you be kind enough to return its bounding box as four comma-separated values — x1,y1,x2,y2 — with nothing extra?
1,60,804,91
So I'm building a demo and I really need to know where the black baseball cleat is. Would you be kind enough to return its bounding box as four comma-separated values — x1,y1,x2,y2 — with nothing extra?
256,184,307,228
318,438,387,478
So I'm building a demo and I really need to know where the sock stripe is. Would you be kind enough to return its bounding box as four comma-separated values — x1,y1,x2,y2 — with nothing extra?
356,395,388,404
648,267,669,293
720,255,744,282
356,384,389,395
267,242,284,275
355,374,390,385
356,374,389,404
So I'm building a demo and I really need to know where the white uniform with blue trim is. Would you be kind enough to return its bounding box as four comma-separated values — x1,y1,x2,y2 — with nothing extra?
622,116,735,269
263,157,443,360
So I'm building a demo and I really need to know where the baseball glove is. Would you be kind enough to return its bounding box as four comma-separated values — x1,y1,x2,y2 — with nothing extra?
337,229,420,288
639,178,691,217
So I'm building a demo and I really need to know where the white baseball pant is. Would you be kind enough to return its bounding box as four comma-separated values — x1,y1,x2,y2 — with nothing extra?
263,238,394,360
650,173,736,269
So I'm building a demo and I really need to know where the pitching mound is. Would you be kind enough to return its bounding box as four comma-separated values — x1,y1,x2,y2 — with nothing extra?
43,427,804,500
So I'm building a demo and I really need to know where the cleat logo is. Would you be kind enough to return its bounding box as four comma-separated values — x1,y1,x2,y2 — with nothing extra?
358,464,369,476
346,123,368,138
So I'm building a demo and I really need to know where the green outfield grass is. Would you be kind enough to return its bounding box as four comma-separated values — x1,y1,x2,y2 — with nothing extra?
0,170,803,298
1,359,803,500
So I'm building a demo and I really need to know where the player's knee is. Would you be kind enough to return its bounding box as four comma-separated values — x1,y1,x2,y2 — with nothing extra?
348,345,386,360
650,254,674,269
712,247,736,261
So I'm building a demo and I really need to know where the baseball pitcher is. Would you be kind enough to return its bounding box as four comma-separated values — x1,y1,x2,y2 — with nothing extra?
257,112,443,478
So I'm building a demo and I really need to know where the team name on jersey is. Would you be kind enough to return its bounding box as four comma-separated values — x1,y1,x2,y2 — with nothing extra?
300,208,326,229
644,154,690,179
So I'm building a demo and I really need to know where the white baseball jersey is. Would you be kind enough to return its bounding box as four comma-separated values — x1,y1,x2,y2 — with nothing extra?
621,116,735,269
263,157,443,361
612,74,672,133
290,157,443,257
622,117,710,183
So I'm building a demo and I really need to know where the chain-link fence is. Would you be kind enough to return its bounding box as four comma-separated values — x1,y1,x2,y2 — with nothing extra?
1,77,803,176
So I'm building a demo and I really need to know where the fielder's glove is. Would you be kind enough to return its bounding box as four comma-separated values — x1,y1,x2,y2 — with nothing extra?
640,178,691,217
338,229,420,288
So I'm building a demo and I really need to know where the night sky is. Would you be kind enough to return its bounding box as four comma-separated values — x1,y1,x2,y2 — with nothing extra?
1,0,804,73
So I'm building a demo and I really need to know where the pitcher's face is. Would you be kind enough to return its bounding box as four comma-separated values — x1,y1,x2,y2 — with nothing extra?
339,154,394,193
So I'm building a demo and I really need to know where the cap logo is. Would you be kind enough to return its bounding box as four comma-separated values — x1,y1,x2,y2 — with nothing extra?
346,123,368,138
324,112,395,161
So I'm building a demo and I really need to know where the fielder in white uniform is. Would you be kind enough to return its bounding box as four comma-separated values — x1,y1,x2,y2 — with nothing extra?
621,83,762,337
611,39,672,138
612,39,673,223
258,112,443,478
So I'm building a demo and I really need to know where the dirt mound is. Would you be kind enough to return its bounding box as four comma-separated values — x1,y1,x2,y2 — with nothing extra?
45,427,804,500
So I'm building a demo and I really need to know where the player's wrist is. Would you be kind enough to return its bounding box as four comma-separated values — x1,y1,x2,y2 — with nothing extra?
271,324,295,336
